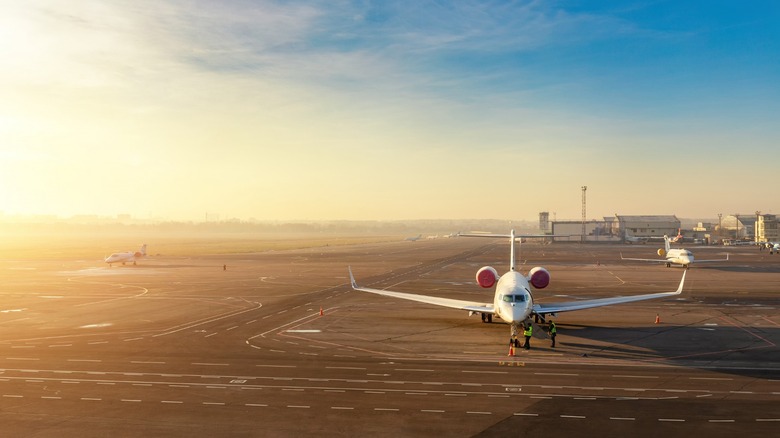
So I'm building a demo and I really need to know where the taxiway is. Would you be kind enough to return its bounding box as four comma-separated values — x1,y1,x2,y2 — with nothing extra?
0,238,777,437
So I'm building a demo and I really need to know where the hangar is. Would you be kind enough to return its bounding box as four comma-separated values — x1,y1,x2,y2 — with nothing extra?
550,215,681,243
610,215,680,241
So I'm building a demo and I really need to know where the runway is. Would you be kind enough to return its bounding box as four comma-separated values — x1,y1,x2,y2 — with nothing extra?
0,238,778,437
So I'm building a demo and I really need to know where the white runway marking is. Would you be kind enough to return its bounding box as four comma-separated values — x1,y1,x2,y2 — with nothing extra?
613,375,658,379
535,372,578,376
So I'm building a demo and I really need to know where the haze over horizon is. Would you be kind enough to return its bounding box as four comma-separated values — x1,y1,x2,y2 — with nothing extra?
2,1,778,222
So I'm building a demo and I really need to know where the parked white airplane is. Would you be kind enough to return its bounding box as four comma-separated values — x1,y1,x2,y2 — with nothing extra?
621,234,728,269
764,242,780,254
349,230,686,342
624,231,649,244
105,244,147,267
405,234,422,242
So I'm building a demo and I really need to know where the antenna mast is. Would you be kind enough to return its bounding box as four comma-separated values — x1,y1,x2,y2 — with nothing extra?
581,186,587,243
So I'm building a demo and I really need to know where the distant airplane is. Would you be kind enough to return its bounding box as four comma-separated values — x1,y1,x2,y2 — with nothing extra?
760,241,780,254
349,230,686,343
668,229,683,243
621,234,728,269
105,244,147,267
405,234,422,242
624,230,649,244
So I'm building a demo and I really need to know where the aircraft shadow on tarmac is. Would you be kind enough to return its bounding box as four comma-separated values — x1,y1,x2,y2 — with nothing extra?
693,264,780,273
550,323,779,379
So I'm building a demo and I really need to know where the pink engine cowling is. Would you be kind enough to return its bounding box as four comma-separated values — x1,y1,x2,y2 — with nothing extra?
475,266,499,288
527,267,550,289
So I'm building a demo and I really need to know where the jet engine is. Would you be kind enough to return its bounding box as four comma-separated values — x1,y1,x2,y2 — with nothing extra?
657,248,665,257
476,266,499,288
527,266,550,289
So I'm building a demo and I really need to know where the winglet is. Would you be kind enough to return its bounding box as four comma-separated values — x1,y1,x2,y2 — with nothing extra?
675,270,687,294
348,266,358,289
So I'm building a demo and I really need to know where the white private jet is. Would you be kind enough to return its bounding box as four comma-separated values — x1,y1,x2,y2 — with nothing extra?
349,230,686,342
105,244,147,267
621,234,728,269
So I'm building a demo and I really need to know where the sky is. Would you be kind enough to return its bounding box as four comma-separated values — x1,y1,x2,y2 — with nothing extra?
1,0,778,222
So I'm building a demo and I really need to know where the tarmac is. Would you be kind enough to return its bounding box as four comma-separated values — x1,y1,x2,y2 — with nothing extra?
0,237,777,437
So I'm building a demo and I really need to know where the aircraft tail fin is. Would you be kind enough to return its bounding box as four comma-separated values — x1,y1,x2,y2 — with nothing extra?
509,230,517,271
140,244,147,256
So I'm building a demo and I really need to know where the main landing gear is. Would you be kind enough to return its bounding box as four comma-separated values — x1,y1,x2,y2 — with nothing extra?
480,313,493,323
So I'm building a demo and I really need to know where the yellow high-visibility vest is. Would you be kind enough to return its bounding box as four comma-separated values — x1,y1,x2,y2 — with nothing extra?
523,326,533,337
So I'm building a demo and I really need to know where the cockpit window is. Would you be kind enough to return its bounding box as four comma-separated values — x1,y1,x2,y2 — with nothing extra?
502,294,526,303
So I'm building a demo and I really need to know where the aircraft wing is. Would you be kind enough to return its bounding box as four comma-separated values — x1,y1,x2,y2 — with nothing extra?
533,271,686,314
348,267,494,314
619,254,669,263
693,254,730,263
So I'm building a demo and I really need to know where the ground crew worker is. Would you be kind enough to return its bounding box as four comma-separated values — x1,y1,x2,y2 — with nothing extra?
549,320,557,348
523,323,533,350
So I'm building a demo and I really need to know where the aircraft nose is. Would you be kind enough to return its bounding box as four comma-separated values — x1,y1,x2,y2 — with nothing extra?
509,304,528,324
